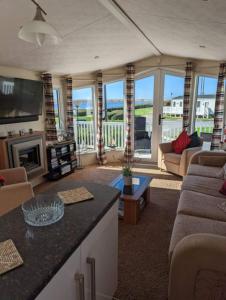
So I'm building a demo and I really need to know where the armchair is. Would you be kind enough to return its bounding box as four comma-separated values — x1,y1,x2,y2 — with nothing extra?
158,142,202,176
0,167,34,216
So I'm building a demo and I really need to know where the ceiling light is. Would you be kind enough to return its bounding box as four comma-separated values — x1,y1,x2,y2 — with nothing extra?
94,56,100,59
199,45,206,48
18,0,61,47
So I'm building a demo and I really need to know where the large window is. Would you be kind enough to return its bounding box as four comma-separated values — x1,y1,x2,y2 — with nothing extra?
53,88,61,131
194,75,217,135
162,73,185,142
134,75,154,158
73,87,95,152
103,80,124,149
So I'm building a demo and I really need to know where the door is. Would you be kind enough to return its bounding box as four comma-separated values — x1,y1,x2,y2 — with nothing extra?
160,72,185,143
81,202,118,300
134,74,155,161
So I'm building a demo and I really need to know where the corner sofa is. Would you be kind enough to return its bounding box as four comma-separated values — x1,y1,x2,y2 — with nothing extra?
168,150,226,300
0,167,34,216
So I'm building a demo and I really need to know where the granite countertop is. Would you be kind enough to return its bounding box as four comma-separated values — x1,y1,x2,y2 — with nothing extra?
0,180,120,300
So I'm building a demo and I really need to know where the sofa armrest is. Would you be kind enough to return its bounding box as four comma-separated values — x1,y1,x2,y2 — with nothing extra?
159,142,173,154
190,150,226,165
179,146,202,176
169,233,226,300
0,167,28,185
0,182,34,216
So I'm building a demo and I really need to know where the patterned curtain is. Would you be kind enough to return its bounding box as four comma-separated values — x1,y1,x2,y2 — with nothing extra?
183,62,193,132
66,77,75,139
96,72,107,165
124,63,135,163
42,73,57,141
211,63,226,150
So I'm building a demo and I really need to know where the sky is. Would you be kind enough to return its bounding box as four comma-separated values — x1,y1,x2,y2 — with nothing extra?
72,74,218,102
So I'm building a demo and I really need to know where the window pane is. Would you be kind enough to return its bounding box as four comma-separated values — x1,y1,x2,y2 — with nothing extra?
104,80,124,149
73,87,94,151
134,75,154,158
162,74,184,142
53,88,60,131
194,76,217,136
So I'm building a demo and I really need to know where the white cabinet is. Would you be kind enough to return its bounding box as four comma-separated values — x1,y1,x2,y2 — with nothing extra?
81,201,118,300
36,202,118,300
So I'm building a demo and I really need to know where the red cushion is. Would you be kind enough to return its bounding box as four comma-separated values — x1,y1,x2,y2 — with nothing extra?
0,175,5,187
172,130,191,154
220,180,226,195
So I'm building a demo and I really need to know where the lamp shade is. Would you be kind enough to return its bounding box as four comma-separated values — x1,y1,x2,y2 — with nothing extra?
18,20,61,46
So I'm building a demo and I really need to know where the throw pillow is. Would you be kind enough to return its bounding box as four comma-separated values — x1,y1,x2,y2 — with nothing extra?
172,130,191,154
187,131,201,148
219,180,226,195
0,176,5,187
199,156,226,167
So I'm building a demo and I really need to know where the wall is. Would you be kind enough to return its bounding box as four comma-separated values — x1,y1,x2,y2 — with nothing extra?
0,66,44,136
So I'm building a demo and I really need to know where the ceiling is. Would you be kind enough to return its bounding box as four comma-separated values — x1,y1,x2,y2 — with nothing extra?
0,0,226,74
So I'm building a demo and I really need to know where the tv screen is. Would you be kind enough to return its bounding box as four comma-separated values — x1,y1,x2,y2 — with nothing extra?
0,76,43,124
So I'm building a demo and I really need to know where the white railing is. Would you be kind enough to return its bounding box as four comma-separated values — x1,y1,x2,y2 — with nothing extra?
74,121,125,150
74,120,214,151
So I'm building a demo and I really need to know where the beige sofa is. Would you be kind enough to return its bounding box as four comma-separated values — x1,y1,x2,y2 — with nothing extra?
0,167,34,216
158,141,202,176
168,151,226,300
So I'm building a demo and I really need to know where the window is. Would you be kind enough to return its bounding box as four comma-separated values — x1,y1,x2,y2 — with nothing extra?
134,75,154,158
53,88,61,131
194,76,217,135
162,73,184,142
73,87,95,152
103,80,124,149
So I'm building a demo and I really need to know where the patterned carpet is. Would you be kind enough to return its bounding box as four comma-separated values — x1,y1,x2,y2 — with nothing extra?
36,163,182,300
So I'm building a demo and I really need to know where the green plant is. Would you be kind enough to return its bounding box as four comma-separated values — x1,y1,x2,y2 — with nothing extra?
122,166,132,177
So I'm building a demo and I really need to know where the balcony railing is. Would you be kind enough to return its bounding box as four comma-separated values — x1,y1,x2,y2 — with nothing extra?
74,120,214,151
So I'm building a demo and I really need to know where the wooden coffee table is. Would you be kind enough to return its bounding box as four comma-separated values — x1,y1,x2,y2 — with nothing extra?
111,175,152,224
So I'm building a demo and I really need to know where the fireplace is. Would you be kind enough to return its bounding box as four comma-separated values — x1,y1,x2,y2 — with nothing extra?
7,134,46,178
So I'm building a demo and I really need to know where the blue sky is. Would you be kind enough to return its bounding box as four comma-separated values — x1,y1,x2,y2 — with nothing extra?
72,74,218,101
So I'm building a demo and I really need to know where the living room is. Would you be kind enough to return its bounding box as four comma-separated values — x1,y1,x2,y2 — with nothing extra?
1,0,226,299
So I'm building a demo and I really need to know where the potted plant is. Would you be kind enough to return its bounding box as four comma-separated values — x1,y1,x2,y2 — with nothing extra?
122,165,132,186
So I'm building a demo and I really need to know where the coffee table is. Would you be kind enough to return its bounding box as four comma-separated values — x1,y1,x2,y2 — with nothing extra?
111,175,152,224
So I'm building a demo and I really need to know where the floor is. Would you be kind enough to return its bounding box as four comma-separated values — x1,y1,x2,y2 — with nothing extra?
35,163,182,300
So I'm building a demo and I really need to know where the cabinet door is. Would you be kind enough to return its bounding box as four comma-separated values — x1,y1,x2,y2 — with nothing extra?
36,247,82,300
81,202,118,300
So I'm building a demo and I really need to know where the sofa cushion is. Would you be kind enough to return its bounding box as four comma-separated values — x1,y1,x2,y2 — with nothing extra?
199,155,226,167
187,164,222,179
169,214,226,259
177,190,226,222
164,153,181,165
172,130,191,154
187,131,201,148
181,175,224,198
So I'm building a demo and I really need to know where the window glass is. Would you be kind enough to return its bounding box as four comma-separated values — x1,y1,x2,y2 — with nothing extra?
53,88,60,131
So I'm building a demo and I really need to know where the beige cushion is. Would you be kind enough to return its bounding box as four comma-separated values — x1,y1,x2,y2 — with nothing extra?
164,153,181,165
181,175,224,198
169,214,226,259
187,164,223,178
178,190,226,222
199,155,226,167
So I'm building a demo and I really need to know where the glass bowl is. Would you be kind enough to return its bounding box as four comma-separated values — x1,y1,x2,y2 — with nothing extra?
22,195,64,227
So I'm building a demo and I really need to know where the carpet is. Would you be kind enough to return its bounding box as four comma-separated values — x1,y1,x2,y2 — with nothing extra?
35,163,181,300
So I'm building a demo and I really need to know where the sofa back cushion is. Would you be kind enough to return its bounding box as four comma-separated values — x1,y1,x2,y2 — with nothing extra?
172,130,191,154
199,155,226,167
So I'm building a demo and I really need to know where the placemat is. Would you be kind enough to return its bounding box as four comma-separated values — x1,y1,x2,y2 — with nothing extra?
58,187,94,205
0,239,23,275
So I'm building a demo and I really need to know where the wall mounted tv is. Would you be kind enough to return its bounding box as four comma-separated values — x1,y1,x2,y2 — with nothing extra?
0,76,44,124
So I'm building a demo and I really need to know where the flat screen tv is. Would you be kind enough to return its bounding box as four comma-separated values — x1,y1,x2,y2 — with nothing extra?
0,76,43,124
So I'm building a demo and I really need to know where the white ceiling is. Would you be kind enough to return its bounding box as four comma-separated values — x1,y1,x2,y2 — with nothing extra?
0,0,226,74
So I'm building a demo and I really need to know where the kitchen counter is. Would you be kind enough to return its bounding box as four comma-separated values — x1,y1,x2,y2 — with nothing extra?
0,180,120,300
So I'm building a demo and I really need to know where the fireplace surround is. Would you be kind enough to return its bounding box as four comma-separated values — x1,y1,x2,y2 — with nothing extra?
0,132,47,181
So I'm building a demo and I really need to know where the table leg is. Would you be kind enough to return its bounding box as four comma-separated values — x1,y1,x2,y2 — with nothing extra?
124,200,140,225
